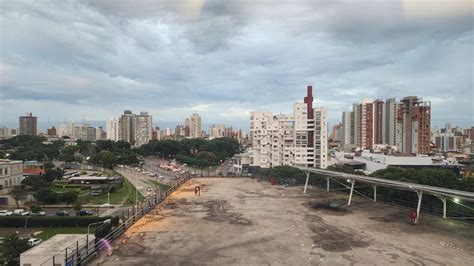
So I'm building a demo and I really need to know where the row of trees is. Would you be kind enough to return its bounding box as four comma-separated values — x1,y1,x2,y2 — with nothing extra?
257,164,474,193
139,137,240,167
0,136,140,169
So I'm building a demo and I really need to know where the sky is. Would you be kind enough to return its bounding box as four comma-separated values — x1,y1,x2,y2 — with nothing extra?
0,0,473,131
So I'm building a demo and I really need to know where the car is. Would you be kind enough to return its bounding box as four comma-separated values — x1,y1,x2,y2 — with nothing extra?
90,191,102,196
28,238,42,246
21,211,31,216
146,187,153,192
30,211,46,216
0,210,13,216
12,209,26,216
76,210,94,216
56,210,69,216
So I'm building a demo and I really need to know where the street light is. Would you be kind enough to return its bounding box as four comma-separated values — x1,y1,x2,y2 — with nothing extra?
87,219,111,251
87,219,111,235
107,186,114,214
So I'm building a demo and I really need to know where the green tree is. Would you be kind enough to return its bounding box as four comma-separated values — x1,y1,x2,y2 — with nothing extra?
73,200,83,211
58,191,78,207
43,168,64,182
1,235,30,265
196,151,218,164
33,189,58,206
22,175,49,190
8,186,27,208
30,204,42,213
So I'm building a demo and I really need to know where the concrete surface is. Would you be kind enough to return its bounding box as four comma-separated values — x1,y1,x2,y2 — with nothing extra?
92,178,474,265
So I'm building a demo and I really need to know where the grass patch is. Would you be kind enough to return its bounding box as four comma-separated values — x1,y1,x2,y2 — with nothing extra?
37,227,88,241
78,179,144,206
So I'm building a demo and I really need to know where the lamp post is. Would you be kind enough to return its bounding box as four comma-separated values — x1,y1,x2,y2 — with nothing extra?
87,219,111,251
107,186,114,214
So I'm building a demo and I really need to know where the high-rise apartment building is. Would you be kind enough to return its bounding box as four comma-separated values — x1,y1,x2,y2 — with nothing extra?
382,98,397,146
396,96,431,154
187,113,202,138
74,124,96,141
116,110,152,146
47,127,57,136
341,111,355,149
118,110,134,143
19,113,37,136
344,96,430,154
209,124,225,139
353,99,374,150
373,99,384,145
134,112,153,146
106,118,119,141
250,86,328,169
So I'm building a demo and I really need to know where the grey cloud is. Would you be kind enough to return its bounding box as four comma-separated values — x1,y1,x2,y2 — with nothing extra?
0,0,472,130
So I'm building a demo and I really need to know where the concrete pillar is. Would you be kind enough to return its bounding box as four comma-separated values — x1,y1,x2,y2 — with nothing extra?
373,185,377,202
348,179,355,206
303,172,310,194
416,191,423,224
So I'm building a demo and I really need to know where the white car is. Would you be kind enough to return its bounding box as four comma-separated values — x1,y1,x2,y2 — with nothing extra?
13,209,26,216
0,210,13,216
28,238,43,246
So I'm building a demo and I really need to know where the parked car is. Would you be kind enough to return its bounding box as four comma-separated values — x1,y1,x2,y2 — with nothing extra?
12,209,26,216
90,191,102,196
28,238,43,246
0,210,13,216
76,210,94,216
21,211,31,216
56,210,69,216
30,211,46,216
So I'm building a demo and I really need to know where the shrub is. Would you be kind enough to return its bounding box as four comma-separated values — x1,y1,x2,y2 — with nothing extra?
0,216,113,227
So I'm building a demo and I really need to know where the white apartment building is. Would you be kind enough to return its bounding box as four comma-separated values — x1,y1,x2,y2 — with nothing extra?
250,86,328,169
0,159,24,193
134,112,153,146
341,111,355,150
209,124,225,139
74,124,96,141
106,117,119,141
187,113,202,138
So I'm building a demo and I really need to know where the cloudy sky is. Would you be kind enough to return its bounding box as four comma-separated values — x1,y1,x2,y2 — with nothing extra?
0,0,473,131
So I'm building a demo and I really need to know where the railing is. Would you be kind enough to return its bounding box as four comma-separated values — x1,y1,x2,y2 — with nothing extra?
39,175,191,266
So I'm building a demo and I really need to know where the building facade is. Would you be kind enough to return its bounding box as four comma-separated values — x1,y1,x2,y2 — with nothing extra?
250,86,328,169
116,110,152,146
0,159,24,193
19,112,37,136
106,118,119,141
396,96,431,154
341,111,355,150
382,98,398,146
187,113,202,138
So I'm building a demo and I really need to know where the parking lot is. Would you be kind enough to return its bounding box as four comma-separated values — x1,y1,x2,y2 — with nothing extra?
93,178,474,265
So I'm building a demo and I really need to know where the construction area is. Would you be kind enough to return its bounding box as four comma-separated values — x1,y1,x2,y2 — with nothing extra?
93,178,474,265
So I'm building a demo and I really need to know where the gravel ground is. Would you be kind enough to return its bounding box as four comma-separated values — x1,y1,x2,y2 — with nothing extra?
91,178,474,265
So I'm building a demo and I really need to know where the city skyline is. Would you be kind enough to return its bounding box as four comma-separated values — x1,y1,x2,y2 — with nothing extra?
1,1,473,129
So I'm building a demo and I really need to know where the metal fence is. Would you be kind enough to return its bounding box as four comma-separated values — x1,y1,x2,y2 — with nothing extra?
39,175,191,266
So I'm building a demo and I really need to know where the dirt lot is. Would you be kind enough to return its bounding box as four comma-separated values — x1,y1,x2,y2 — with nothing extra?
92,178,474,265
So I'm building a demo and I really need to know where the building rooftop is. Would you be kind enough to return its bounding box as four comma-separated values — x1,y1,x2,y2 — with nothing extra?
0,159,23,165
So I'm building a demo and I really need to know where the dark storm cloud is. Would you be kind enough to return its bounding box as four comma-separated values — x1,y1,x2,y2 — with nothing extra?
0,0,472,130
